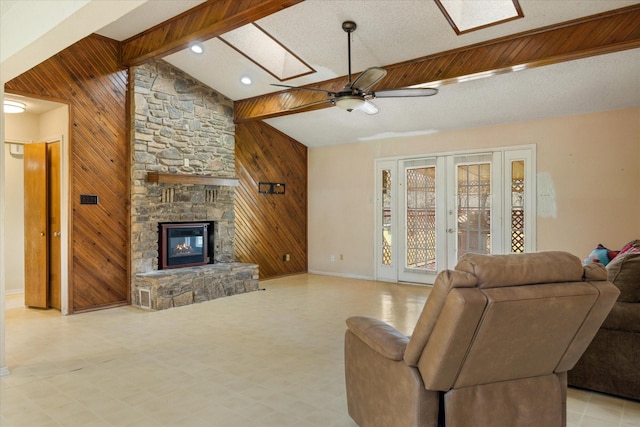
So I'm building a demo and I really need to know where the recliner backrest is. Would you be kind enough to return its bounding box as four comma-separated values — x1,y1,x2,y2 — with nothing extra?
404,251,619,391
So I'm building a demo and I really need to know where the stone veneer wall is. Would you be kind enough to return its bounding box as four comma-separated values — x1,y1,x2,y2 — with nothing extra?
130,60,250,307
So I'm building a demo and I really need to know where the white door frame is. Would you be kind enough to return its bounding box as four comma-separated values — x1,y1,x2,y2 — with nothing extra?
374,145,536,284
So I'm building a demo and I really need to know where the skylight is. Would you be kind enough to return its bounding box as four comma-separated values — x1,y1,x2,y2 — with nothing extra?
219,23,314,82
435,0,524,34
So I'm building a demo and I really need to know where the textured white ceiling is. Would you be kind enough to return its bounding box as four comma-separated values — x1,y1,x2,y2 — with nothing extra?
80,0,640,147
266,49,640,147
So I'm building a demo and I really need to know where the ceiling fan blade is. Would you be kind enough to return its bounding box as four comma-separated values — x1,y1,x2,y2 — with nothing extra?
358,100,379,115
351,67,387,91
288,99,334,111
271,83,335,95
371,87,438,98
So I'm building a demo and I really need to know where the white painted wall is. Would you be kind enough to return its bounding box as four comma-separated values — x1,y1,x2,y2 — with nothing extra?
1,87,7,375
308,108,640,278
3,113,38,295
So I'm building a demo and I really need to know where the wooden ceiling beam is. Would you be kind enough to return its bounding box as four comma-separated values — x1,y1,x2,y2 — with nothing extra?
234,5,640,123
120,0,304,66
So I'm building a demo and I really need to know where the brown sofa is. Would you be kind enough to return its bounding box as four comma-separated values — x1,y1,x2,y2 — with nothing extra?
344,252,619,427
568,250,640,400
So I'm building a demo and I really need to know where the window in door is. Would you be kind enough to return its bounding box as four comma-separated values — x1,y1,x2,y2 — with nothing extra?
405,165,437,271
382,169,392,266
456,162,491,258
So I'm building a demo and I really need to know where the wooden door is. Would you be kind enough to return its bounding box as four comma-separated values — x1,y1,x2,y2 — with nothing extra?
48,141,61,309
24,142,48,308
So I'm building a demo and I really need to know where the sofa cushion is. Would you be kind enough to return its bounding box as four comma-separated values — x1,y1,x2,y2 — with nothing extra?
601,302,640,333
606,252,640,302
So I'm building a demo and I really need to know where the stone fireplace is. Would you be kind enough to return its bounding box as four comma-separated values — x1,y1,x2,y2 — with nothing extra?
130,60,258,310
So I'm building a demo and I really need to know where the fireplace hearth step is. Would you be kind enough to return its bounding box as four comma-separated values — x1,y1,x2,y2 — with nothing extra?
133,262,259,310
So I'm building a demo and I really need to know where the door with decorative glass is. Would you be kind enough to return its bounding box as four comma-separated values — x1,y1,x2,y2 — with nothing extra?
398,158,443,283
375,148,534,285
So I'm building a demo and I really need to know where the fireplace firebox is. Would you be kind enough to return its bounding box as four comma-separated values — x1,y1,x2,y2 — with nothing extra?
159,222,213,269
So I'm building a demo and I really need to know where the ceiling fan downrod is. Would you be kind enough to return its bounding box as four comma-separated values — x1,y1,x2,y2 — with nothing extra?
342,21,357,86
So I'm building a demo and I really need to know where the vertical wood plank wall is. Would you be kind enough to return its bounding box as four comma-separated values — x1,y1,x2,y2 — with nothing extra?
5,35,130,313
235,121,307,279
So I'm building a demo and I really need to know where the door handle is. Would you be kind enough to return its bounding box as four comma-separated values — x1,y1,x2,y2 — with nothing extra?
447,228,455,233
40,232,45,237
53,232,61,237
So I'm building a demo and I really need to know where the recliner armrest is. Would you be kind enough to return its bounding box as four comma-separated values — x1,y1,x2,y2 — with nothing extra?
346,316,409,361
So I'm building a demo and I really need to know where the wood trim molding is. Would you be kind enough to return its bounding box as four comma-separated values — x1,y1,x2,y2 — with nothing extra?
147,171,239,187
234,5,640,123
120,0,304,66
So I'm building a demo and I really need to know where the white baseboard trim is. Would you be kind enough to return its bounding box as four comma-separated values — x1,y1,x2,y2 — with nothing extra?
0,366,10,377
307,270,374,281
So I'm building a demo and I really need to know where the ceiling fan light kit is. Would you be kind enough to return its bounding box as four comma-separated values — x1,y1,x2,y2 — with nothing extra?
271,20,438,115
335,96,365,112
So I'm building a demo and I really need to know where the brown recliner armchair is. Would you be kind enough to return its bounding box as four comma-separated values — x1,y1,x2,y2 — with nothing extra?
344,252,619,427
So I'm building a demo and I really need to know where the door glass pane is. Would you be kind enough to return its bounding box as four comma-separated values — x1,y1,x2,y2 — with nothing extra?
406,167,436,270
457,163,491,258
511,160,525,252
382,169,392,265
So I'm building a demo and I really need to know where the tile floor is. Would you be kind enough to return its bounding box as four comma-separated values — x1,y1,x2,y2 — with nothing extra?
1,274,638,426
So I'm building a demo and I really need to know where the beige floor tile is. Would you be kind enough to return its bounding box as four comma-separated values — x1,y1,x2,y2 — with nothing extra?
1,274,635,427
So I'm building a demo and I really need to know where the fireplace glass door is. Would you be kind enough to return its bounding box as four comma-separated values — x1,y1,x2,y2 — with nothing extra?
160,223,209,269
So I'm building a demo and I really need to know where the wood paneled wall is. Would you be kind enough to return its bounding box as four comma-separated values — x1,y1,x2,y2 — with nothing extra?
5,35,129,313
235,121,307,279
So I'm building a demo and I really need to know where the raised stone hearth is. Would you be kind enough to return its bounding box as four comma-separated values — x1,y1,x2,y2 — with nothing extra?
134,263,258,310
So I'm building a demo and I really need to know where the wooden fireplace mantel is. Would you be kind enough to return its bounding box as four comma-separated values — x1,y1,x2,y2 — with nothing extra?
146,171,239,187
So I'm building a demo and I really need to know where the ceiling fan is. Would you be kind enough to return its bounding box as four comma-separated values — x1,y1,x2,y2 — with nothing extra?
271,21,438,115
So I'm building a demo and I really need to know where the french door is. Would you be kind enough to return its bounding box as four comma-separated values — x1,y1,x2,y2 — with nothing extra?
375,147,535,284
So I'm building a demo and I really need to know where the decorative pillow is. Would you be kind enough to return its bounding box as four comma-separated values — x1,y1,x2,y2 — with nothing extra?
606,252,640,302
584,244,612,266
617,240,640,257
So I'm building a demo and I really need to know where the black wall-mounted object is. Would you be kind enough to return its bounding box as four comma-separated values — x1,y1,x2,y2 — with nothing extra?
80,194,99,205
259,182,285,195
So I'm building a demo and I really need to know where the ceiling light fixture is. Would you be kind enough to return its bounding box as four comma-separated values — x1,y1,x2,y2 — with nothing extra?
240,76,252,85
3,100,26,113
190,44,204,54
334,96,365,112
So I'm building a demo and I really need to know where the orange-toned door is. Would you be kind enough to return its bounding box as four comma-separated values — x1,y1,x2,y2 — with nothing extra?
24,142,48,308
48,141,61,310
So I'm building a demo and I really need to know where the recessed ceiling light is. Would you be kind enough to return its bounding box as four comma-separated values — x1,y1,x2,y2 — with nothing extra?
190,44,203,54
4,100,26,113
240,76,252,85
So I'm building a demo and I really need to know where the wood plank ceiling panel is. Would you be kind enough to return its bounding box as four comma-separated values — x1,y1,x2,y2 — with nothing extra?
234,5,640,123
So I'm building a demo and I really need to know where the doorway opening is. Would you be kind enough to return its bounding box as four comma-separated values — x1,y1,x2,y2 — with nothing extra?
375,146,536,284
4,94,69,313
